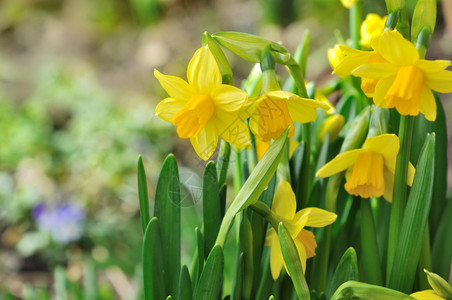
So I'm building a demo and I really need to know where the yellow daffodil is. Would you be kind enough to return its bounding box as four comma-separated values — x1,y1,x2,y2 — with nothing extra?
341,0,357,8
154,46,251,160
265,180,337,279
350,30,452,121
333,45,387,97
245,91,329,142
316,134,415,202
256,138,299,161
360,14,387,49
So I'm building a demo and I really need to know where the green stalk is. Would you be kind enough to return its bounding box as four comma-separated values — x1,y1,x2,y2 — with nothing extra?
386,115,414,284
233,147,243,195
287,60,308,98
350,0,362,49
360,198,383,285
314,173,343,291
250,202,280,230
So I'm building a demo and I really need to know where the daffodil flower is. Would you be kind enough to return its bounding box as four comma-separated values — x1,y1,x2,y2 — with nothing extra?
316,134,415,202
154,46,251,160
265,180,337,279
244,91,329,142
333,44,387,97
351,30,452,121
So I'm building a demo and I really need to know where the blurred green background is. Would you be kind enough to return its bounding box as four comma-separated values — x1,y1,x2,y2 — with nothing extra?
0,0,451,298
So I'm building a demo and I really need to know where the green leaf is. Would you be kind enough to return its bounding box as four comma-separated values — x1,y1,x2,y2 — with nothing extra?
191,227,205,288
232,253,244,300
326,247,359,299
215,129,288,247
431,199,452,279
194,245,224,300
331,281,414,300
178,265,193,300
411,0,436,43
219,183,227,219
278,223,310,300
154,154,181,296
255,248,273,299
138,156,151,235
239,214,254,299
143,217,166,300
389,133,435,293
203,162,221,256
429,94,448,233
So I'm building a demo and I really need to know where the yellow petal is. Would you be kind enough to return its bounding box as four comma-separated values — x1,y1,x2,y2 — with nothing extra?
286,97,329,124
375,30,419,65
154,69,196,101
410,290,444,300
296,229,317,259
187,46,222,94
333,46,373,76
190,124,218,160
316,149,364,178
272,180,297,220
286,210,310,238
155,98,186,123
416,59,452,73
296,208,337,228
407,162,416,186
419,85,436,122
373,77,394,108
289,139,300,159
364,134,400,173
212,111,251,148
352,63,398,79
211,85,248,112
424,69,452,93
383,167,394,202
270,234,283,280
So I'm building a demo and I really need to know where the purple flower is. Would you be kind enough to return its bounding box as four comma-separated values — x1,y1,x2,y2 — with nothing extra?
32,203,85,244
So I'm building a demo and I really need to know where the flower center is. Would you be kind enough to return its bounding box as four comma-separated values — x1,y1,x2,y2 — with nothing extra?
385,65,424,116
257,97,295,142
172,94,215,138
344,151,385,198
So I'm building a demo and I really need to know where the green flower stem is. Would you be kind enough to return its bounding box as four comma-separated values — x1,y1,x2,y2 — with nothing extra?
277,140,291,182
233,147,243,195
386,115,414,284
298,123,311,208
314,173,343,291
385,11,399,30
250,202,280,230
360,197,383,285
217,140,231,187
287,59,308,98
350,0,362,49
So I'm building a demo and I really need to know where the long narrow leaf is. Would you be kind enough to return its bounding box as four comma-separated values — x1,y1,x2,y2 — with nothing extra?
331,281,414,300
178,265,193,300
203,162,221,256
326,247,359,299
138,156,151,234
143,217,166,300
154,154,181,296
194,245,224,300
389,133,435,292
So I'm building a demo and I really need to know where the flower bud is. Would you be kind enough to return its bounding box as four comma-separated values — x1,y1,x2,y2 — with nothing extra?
340,106,371,152
411,0,436,43
212,32,291,64
425,270,452,299
360,14,387,49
